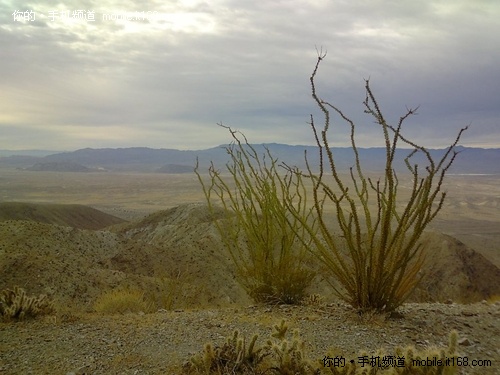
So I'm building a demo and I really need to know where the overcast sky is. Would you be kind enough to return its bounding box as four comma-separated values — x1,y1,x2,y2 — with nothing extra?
1,0,499,151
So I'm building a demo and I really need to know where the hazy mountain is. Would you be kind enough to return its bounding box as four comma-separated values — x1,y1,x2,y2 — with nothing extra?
0,155,42,168
24,161,93,172
43,147,194,171
2,145,499,174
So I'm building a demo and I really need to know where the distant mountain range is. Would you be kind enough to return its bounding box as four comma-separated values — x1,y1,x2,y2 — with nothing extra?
0,145,499,174
25,161,94,172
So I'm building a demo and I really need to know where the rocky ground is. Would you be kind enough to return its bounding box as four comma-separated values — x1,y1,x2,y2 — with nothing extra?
1,301,499,374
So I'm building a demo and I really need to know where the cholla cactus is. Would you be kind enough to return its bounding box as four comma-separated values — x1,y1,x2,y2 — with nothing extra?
266,331,315,375
271,319,289,340
266,320,318,375
391,331,459,375
183,322,460,375
0,286,55,321
185,330,268,374
304,294,324,307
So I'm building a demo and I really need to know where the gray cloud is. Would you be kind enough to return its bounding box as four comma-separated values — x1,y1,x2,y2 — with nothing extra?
1,0,499,150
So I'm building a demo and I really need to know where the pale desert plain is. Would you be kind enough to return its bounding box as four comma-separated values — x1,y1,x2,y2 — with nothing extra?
0,166,499,374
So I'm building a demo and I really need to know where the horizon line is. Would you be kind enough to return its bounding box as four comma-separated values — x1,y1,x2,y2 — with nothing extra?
1,143,499,154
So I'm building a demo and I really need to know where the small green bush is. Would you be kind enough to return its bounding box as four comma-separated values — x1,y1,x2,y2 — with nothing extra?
0,286,55,321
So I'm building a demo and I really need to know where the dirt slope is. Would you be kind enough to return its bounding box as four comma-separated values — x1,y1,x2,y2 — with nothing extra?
112,203,250,306
0,220,128,310
416,231,500,302
0,204,248,311
0,202,126,230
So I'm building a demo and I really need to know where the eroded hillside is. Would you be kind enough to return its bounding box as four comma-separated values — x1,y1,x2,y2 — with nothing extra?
0,202,125,230
1,203,499,314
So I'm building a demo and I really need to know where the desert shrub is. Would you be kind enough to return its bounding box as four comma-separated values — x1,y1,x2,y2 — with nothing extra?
390,332,459,375
195,126,317,305
287,51,468,313
322,330,459,374
183,321,459,375
265,320,317,375
93,287,154,314
147,268,202,311
183,320,316,375
0,286,55,321
303,293,325,307
154,271,184,310
186,330,268,374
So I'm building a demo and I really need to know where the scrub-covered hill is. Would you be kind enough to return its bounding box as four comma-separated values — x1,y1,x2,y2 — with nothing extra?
1,202,499,313
0,202,125,230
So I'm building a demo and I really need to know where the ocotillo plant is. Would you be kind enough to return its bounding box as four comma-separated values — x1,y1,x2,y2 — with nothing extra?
195,125,317,304
293,50,468,312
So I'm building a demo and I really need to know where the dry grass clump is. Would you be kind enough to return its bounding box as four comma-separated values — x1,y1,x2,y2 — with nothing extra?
93,287,155,315
93,268,208,315
147,269,210,311
183,320,460,375
0,286,55,321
